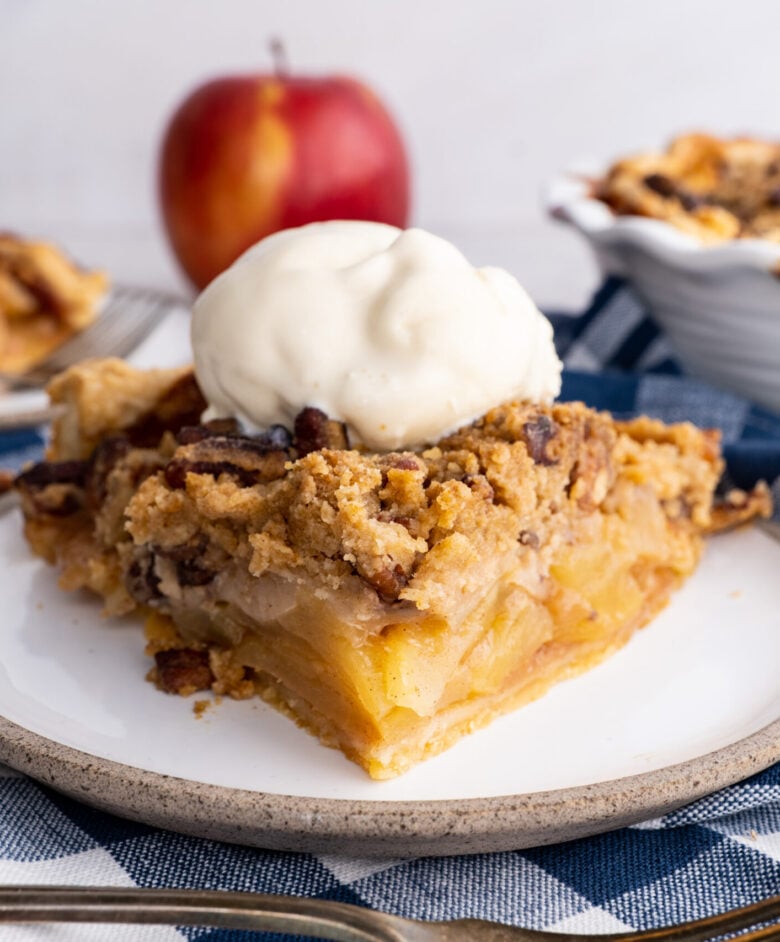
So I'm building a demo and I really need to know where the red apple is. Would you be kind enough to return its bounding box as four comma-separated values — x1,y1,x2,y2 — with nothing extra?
159,64,411,289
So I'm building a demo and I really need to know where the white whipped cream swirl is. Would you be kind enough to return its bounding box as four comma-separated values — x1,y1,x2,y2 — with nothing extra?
192,221,562,451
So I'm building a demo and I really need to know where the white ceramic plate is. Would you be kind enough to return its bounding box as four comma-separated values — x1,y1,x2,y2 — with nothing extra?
0,514,778,856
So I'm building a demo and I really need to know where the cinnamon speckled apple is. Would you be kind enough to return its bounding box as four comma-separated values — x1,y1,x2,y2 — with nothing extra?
158,68,411,289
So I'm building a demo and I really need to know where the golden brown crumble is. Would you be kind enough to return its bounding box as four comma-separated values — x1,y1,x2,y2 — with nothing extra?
596,133,780,243
17,358,770,622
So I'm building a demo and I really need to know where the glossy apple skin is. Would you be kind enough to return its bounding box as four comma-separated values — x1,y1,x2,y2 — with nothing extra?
159,74,411,289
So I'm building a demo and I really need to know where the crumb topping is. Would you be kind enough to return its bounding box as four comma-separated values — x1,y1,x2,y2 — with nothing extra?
16,359,769,625
596,133,780,243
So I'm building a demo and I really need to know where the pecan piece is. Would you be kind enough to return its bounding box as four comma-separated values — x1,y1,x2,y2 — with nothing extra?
522,415,559,466
125,551,162,604
84,435,131,511
177,419,292,450
153,536,217,587
21,274,63,317
164,436,288,489
377,511,415,531
177,418,243,445
155,648,213,694
30,488,83,517
678,190,703,211
206,435,289,459
16,460,89,489
153,535,208,563
463,474,495,501
164,459,255,489
15,460,89,517
175,558,216,587
364,564,408,603
125,372,208,448
518,529,540,549
293,407,349,456
385,456,422,472
643,173,677,198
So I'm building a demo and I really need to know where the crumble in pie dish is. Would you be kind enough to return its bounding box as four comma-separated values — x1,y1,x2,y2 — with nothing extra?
0,234,108,376
595,133,780,244
14,358,771,779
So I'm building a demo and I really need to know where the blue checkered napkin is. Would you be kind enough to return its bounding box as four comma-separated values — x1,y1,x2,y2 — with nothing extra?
1,762,779,941
1,278,779,940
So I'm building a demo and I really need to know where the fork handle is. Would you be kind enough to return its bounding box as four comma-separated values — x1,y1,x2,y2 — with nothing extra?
2,886,779,942
0,886,433,941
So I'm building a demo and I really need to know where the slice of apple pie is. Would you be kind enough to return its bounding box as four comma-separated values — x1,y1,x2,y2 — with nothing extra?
0,234,108,376
15,358,771,779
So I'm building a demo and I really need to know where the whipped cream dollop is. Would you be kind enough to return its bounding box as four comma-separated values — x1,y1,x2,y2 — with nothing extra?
191,221,562,451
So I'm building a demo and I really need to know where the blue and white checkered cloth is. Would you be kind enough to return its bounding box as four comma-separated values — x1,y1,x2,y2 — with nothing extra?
0,279,778,940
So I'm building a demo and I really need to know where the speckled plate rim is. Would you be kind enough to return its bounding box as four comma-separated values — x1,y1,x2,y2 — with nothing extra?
0,712,778,857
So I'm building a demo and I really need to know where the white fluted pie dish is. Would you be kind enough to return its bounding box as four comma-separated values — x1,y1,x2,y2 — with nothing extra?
548,172,780,415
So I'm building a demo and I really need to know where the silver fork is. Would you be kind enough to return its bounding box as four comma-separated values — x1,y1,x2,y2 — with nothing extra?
0,887,779,941
2,285,188,389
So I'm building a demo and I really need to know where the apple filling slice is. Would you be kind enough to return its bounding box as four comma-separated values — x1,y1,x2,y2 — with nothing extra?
14,359,772,779
138,474,700,779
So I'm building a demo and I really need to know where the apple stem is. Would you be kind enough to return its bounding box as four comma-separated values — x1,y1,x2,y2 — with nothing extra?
270,37,289,77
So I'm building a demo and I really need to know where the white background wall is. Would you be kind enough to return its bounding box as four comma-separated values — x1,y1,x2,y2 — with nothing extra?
4,0,780,309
